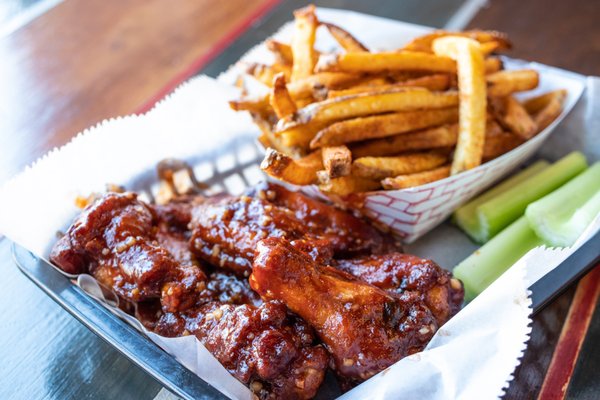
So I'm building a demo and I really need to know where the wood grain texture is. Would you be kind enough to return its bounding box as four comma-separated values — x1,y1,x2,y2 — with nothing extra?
468,0,600,75
0,0,277,184
538,265,600,399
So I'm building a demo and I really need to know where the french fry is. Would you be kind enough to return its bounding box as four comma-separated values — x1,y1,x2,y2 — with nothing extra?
310,108,458,148
278,88,459,131
231,72,361,114
351,124,459,157
266,40,323,65
382,165,451,189
352,151,449,180
260,148,322,185
479,41,504,56
291,5,319,81
523,89,567,114
315,51,457,74
487,69,539,97
483,131,524,161
322,145,352,178
533,96,564,132
322,22,368,52
270,73,297,119
351,119,503,158
287,72,363,99
279,123,327,148
318,173,381,195
251,113,298,155
326,74,451,99
266,39,294,65
489,96,537,139
229,96,271,115
229,11,567,195
433,36,487,175
245,62,292,87
403,30,511,53
484,57,503,74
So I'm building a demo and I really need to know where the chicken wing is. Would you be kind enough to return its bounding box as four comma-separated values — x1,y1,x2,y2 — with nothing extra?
50,192,207,312
190,182,397,276
251,238,437,384
153,300,329,400
335,253,464,325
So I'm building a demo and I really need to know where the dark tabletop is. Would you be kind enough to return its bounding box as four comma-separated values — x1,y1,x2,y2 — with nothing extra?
0,0,599,399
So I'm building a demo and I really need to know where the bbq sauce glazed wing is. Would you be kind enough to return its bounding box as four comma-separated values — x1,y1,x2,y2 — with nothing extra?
153,301,329,400
251,238,437,384
50,192,207,312
190,182,397,276
335,254,464,325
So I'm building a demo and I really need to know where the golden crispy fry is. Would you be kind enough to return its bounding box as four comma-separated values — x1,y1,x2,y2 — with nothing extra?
433,36,487,175
278,88,459,132
310,108,458,148
327,74,451,99
478,41,504,56
266,40,323,65
291,5,319,81
351,124,458,157
235,72,361,113
351,119,503,158
403,30,511,53
315,51,457,74
350,76,391,87
486,69,539,97
484,57,503,74
279,123,325,148
260,148,323,185
322,145,352,178
352,151,449,180
251,113,298,155
533,97,564,132
287,72,362,99
245,63,292,87
523,89,567,114
270,73,297,119
229,96,271,115
266,39,294,65
382,165,451,189
322,22,369,52
483,131,524,161
489,96,537,139
318,173,381,195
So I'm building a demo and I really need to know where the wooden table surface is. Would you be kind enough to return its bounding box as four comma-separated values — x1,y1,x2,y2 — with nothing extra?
0,0,598,399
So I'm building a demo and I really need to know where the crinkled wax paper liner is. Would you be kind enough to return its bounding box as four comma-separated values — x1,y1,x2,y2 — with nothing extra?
219,8,586,243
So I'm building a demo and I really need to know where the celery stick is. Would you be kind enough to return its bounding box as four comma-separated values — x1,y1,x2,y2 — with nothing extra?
453,160,550,243
476,152,588,242
526,162,600,247
454,217,545,300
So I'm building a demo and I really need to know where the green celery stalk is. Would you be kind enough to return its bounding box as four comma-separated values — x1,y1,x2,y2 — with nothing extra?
453,160,550,243
476,152,587,242
526,162,600,247
453,217,545,301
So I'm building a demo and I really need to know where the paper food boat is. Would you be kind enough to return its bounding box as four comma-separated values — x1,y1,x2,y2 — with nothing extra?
220,9,586,242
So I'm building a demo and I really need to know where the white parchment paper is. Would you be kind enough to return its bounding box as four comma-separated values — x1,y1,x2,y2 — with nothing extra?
0,8,599,400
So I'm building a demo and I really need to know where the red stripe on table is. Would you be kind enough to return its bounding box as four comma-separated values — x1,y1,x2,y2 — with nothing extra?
538,264,600,400
134,0,281,114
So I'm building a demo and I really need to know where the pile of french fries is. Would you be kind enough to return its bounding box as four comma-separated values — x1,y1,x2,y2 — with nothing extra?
230,5,567,196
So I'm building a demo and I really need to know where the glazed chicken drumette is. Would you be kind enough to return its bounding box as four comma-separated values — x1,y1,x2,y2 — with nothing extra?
50,183,464,398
